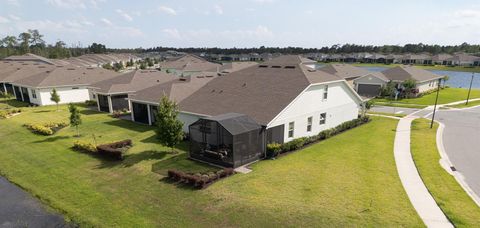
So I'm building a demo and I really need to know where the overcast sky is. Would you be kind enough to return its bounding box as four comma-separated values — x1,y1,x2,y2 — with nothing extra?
1,0,480,48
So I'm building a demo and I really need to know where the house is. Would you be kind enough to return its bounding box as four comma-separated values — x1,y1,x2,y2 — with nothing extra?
127,72,218,127
158,54,221,75
432,54,453,65
219,62,258,74
89,70,177,113
386,54,402,64
401,53,432,65
318,63,370,87
354,65,444,97
3,53,58,65
444,53,480,66
6,66,119,105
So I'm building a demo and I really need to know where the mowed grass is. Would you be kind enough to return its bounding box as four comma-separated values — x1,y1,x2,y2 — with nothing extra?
411,119,480,227
374,88,480,106
350,63,480,73
0,99,423,227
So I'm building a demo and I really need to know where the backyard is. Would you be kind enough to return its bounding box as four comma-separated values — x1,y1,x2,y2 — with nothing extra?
350,63,480,73
373,88,480,107
411,119,480,227
0,99,423,227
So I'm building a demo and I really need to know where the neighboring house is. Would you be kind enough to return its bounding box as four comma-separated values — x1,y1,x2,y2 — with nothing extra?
318,63,371,87
3,53,58,65
7,66,119,105
90,70,177,113
444,53,480,66
158,54,221,75
354,65,443,97
401,53,432,65
386,54,402,64
127,72,219,128
432,54,453,65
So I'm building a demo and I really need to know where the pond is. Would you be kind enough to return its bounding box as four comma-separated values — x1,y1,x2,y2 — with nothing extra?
360,66,480,89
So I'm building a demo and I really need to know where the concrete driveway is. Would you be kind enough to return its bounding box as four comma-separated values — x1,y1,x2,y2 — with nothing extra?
433,106,480,197
370,106,420,115
0,176,66,228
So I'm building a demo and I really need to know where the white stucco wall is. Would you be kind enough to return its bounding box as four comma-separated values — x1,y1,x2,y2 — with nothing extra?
417,80,438,93
35,86,91,106
179,112,206,133
267,81,360,142
353,75,387,91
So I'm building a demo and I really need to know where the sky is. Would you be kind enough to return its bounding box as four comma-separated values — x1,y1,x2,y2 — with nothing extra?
1,0,480,48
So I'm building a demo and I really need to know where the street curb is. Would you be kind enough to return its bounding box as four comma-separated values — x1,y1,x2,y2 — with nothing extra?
435,121,480,207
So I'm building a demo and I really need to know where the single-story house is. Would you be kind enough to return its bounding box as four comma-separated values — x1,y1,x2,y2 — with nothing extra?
7,66,119,105
353,65,444,97
432,54,453,65
318,63,371,87
401,53,432,65
158,54,221,76
89,70,177,113
444,53,480,66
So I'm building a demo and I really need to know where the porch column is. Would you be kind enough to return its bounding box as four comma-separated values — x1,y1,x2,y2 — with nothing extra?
129,100,135,122
96,93,101,112
19,87,24,101
107,95,113,113
2,83,6,94
147,104,152,125
128,99,132,111
12,85,16,98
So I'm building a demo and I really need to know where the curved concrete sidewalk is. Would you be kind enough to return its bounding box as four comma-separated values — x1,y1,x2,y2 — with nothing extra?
394,116,453,228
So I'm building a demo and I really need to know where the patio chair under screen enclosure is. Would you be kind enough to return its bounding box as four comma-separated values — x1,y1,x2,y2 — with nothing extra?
189,113,266,168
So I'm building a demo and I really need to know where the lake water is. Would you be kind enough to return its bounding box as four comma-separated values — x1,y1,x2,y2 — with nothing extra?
360,66,480,89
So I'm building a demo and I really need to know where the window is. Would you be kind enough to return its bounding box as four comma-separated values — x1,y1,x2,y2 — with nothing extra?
319,113,326,125
31,89,36,99
288,122,295,138
323,85,328,100
92,94,96,99
307,117,313,132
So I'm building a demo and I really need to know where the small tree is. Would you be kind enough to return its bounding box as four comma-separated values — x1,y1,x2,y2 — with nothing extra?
155,95,184,153
442,75,449,88
402,79,417,98
50,88,60,111
380,81,396,98
362,100,374,116
69,103,82,137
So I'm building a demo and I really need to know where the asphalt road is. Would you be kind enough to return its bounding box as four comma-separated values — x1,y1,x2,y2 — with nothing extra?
434,106,480,197
0,176,66,228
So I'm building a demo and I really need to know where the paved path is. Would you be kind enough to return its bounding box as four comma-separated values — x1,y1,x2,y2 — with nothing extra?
0,176,66,228
370,105,419,115
394,116,453,228
425,105,480,203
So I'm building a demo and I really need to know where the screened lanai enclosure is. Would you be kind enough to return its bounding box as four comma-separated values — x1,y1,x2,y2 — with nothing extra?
189,113,265,168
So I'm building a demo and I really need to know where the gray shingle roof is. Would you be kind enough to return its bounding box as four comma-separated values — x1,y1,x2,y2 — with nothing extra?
159,54,221,72
318,63,370,80
381,65,443,82
91,70,177,94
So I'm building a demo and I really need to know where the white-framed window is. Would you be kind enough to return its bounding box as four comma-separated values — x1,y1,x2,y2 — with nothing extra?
307,116,313,132
323,85,328,100
288,121,295,138
319,113,326,125
31,89,37,99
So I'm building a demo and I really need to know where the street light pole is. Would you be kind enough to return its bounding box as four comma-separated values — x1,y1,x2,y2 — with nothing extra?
466,72,474,105
430,78,442,129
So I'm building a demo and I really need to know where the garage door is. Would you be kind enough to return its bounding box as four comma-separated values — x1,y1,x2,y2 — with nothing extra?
357,84,381,97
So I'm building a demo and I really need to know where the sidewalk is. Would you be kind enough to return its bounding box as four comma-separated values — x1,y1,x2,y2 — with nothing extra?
394,116,453,228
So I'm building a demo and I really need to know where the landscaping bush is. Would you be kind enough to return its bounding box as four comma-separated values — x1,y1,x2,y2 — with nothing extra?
166,168,235,189
266,116,371,158
0,109,21,119
111,109,130,118
23,121,68,135
96,139,132,160
85,100,97,106
73,141,97,153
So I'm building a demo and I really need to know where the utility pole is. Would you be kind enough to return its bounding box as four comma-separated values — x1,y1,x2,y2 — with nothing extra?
430,78,442,129
466,72,474,105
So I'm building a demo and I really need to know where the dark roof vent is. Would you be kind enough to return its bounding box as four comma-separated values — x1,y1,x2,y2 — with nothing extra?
242,82,247,87
271,65,281,68
196,76,205,78
38,66,46,68
179,78,187,81
284,66,296,69
259,65,268,68
46,71,50,73
67,68,75,70
87,67,94,70
206,75,213,78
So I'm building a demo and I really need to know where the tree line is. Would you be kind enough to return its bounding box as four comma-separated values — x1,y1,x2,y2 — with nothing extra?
144,43,480,55
0,30,113,59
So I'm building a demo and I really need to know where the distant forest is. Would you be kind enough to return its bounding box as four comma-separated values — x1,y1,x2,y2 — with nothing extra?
2,30,480,59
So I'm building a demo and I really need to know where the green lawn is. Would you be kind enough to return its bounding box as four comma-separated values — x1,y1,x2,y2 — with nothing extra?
411,119,480,227
374,88,480,106
349,63,480,73
0,100,423,227
446,99,480,109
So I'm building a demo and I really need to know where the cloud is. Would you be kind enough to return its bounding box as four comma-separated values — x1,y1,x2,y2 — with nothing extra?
162,28,181,39
214,4,223,15
100,18,113,26
46,0,105,9
9,14,21,21
251,0,275,3
0,16,10,24
157,6,177,15
6,0,20,6
453,9,480,19
116,9,133,22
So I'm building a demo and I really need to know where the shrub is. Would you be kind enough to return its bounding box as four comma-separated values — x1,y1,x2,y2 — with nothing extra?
166,168,235,189
266,142,282,157
73,141,97,153
96,139,132,160
85,100,97,106
23,122,68,135
0,109,21,119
